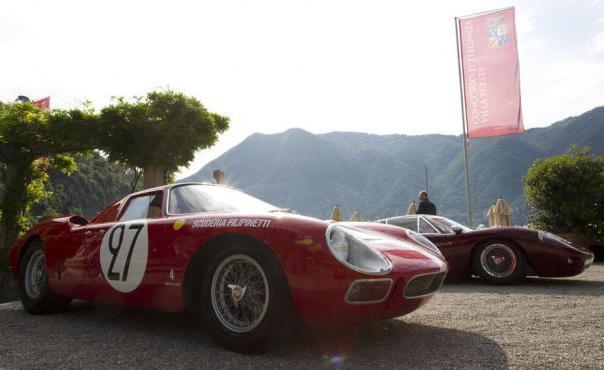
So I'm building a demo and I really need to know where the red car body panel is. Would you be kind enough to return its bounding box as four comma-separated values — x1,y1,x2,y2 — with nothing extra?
10,184,447,327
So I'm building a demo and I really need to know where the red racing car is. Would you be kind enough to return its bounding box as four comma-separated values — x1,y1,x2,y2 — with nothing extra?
376,214,594,284
10,183,447,353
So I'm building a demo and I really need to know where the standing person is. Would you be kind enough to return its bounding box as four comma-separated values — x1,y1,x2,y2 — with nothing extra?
416,191,437,215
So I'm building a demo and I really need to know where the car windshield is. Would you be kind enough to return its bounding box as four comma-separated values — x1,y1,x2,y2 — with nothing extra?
430,216,473,233
168,184,280,214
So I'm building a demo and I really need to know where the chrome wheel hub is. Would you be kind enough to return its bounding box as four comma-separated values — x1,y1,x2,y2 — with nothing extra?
480,244,517,278
211,254,269,333
491,255,506,265
227,284,247,308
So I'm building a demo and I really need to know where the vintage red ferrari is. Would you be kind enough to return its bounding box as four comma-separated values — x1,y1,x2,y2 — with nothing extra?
9,183,447,353
376,214,594,284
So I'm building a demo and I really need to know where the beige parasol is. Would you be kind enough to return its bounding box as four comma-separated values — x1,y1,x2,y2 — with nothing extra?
350,209,363,222
330,205,343,222
494,198,512,226
487,203,496,227
406,201,417,215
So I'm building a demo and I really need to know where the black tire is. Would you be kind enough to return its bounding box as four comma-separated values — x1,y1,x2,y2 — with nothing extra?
18,240,72,314
199,242,294,353
472,240,527,284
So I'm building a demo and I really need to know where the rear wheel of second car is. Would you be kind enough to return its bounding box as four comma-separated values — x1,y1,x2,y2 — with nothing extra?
472,240,527,284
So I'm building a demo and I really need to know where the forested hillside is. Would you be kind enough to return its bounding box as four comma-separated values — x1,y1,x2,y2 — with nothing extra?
182,106,604,225
6,107,603,226
29,153,134,221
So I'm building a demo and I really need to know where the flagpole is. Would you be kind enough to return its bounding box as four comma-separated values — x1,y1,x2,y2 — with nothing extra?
424,164,429,193
455,17,473,227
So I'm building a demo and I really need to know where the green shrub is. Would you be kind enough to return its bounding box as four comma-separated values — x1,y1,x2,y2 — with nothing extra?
524,146,604,242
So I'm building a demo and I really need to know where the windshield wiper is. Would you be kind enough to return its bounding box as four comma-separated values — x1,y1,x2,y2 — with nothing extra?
268,208,298,214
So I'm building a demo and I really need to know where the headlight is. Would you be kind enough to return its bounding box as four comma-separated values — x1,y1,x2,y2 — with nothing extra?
326,224,392,275
406,229,443,256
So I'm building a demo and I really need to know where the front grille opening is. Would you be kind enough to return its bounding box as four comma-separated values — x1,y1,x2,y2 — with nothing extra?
345,279,393,304
403,272,446,298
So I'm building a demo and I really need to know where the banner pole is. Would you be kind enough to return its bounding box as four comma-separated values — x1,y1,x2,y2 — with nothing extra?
424,164,429,193
455,17,473,227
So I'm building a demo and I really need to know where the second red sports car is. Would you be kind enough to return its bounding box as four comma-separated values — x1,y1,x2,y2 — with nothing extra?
376,214,594,283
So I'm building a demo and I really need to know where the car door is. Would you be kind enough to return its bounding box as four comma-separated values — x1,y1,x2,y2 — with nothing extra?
419,217,466,274
414,216,452,255
85,191,168,308
48,220,94,299
418,217,452,251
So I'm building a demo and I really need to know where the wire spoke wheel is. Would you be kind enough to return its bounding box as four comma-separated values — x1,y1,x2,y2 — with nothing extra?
211,254,269,333
24,250,46,299
480,244,517,278
18,241,72,314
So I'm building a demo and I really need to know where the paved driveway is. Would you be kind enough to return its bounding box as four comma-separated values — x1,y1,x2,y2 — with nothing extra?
1,265,602,369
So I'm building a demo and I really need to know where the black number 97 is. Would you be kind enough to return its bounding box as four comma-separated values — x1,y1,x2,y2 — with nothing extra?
107,223,144,281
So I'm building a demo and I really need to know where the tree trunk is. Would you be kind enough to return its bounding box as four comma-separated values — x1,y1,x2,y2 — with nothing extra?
0,160,32,269
0,271,17,303
142,165,166,189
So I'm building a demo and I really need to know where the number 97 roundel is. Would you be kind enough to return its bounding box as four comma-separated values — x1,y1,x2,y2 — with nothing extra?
100,221,149,293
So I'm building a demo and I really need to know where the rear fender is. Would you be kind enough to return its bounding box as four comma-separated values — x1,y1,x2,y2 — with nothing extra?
9,216,84,278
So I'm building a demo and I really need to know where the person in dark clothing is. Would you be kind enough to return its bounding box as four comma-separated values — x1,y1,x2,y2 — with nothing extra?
416,191,437,215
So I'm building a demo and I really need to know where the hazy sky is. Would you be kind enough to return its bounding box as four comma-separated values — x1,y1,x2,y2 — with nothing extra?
2,0,603,178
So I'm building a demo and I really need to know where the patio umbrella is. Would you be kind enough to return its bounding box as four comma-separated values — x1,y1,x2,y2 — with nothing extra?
494,198,512,226
330,205,343,222
487,203,496,227
350,209,363,222
406,201,417,215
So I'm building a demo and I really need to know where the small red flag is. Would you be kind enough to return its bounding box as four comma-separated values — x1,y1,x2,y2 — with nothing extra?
33,96,50,110
458,7,524,138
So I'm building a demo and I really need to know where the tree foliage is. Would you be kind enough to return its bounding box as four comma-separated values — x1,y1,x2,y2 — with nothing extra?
524,146,604,241
99,90,229,185
0,103,97,259
0,102,99,160
0,90,229,271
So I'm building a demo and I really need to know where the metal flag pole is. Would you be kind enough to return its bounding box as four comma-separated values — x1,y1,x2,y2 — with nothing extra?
455,17,473,227
424,164,429,193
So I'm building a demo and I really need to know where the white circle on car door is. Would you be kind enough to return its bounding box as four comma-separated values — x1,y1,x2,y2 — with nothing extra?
100,220,149,293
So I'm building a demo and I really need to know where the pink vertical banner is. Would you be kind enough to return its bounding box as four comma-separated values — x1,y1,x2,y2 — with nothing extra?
33,96,50,110
457,7,524,138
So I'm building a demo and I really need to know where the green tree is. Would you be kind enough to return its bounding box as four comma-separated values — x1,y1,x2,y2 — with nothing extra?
0,102,98,258
0,90,229,272
99,90,229,189
524,146,604,241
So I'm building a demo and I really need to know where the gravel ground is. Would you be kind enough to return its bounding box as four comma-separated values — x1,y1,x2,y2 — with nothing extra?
0,264,602,370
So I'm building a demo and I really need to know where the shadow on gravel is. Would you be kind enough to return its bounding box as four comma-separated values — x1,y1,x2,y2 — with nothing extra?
0,301,507,369
307,320,508,369
442,276,604,296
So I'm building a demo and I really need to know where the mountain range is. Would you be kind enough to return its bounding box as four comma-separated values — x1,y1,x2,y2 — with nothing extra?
181,106,604,225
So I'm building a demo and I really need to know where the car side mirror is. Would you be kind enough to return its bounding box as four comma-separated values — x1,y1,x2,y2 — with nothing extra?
452,226,463,235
